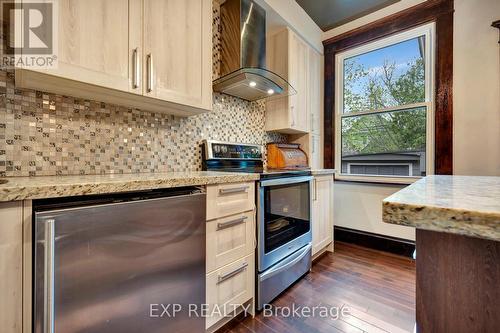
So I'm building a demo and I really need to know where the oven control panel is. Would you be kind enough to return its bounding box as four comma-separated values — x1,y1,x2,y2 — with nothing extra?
204,140,263,160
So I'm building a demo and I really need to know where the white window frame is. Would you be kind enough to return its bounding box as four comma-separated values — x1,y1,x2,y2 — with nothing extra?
346,163,413,177
335,23,435,184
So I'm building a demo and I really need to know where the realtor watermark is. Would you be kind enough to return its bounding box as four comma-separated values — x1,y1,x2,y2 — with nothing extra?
150,303,253,319
149,303,351,320
262,303,351,319
1,0,58,69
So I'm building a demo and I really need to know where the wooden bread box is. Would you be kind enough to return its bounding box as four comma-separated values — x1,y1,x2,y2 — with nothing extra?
267,143,309,169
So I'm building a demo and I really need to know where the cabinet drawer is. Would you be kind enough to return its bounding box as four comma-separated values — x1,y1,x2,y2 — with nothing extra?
207,182,255,220
206,211,255,273
206,254,255,329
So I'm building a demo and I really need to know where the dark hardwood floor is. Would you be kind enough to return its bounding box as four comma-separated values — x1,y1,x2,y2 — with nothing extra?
221,242,416,333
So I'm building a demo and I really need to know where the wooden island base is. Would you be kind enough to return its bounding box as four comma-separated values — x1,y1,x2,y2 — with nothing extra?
416,229,500,332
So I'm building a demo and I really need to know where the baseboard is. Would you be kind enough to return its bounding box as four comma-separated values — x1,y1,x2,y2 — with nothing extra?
334,226,415,258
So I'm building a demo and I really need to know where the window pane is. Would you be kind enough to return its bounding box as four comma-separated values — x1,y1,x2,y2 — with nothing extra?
343,36,425,113
341,107,426,177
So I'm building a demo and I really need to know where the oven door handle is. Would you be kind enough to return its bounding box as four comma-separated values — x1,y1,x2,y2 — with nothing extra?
259,243,311,281
259,176,313,187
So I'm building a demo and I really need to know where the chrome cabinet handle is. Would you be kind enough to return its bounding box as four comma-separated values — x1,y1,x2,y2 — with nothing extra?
217,262,248,284
132,48,140,89
217,216,247,230
147,54,154,93
314,178,318,201
44,219,55,333
219,186,249,195
290,106,295,127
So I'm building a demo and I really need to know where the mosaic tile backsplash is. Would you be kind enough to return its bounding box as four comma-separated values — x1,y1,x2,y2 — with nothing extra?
0,0,287,177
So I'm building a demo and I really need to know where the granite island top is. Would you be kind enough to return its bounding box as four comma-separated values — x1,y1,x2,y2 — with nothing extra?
0,171,260,202
383,175,500,241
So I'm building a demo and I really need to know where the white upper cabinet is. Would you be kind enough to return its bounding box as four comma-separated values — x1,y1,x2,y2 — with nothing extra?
143,0,212,110
15,0,212,116
17,0,140,94
288,32,309,133
309,47,323,136
310,135,323,169
266,28,310,134
60,0,140,94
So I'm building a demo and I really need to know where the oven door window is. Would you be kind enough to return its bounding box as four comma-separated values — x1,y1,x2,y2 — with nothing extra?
263,181,310,253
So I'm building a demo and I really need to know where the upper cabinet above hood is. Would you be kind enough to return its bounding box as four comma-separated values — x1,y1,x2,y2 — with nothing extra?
213,0,296,101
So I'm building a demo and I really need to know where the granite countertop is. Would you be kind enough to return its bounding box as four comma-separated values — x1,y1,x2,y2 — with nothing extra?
0,171,260,202
311,169,336,176
383,175,500,241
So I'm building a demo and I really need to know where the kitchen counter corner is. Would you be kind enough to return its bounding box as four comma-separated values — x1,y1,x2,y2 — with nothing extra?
382,175,500,241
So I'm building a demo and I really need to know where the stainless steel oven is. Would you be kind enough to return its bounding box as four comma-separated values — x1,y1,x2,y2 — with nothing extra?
257,176,312,272
256,175,313,310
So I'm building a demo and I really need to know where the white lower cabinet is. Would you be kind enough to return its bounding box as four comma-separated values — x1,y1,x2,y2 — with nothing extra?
0,201,32,333
312,175,334,256
205,254,255,329
205,182,256,331
206,210,255,273
206,182,255,220
0,202,23,333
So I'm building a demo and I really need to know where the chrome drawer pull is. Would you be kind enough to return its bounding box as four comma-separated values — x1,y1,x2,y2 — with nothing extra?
132,48,140,89
217,263,249,284
146,54,154,93
217,216,247,230
219,186,249,195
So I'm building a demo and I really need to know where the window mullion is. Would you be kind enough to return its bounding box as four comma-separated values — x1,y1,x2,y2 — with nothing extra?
341,102,429,118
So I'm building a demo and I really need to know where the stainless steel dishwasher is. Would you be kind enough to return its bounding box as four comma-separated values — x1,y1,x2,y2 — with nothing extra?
33,187,206,333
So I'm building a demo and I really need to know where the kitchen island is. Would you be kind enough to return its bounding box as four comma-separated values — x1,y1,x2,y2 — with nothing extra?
383,175,500,332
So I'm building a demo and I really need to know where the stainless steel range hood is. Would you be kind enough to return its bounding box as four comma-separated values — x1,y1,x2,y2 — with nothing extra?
213,0,295,101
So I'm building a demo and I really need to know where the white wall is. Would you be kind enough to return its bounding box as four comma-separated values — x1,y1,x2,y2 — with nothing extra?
334,182,415,240
453,0,500,176
323,0,500,240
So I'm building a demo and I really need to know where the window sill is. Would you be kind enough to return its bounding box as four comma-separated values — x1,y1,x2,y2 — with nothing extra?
334,174,422,185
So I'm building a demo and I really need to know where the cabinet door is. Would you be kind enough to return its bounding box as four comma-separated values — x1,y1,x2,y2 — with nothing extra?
309,48,322,135
288,32,309,132
30,0,141,94
144,0,212,110
312,175,333,255
0,202,23,333
310,135,322,169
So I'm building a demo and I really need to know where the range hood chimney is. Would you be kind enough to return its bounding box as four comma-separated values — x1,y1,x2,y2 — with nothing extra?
213,0,295,101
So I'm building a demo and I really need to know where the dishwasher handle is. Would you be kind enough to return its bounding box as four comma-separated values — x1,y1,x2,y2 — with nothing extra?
42,218,56,333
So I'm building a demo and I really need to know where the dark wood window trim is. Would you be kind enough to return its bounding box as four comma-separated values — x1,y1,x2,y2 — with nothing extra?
323,0,454,175
493,20,500,43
